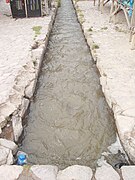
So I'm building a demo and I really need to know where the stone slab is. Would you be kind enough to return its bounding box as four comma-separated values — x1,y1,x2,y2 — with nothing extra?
31,165,58,180
95,162,120,180
12,115,23,142
73,0,135,163
0,10,56,131
0,165,23,180
121,166,135,180
0,138,17,154
57,165,93,180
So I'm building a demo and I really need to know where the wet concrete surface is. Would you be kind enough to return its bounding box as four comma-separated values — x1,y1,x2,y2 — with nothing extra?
21,0,117,169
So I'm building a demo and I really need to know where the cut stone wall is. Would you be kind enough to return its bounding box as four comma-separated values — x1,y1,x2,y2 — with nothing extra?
72,0,135,165
0,0,58,166
0,163,135,179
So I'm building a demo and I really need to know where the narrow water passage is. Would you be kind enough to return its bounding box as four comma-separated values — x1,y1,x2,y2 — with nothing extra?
21,0,116,169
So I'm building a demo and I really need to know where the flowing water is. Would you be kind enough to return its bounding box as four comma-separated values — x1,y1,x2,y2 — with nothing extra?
21,0,117,169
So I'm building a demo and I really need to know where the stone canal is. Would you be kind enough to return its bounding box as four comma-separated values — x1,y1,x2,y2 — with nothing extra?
20,0,117,169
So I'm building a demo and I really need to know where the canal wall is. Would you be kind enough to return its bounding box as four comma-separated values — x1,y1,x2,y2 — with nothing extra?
72,0,135,167
0,0,58,166
0,163,135,179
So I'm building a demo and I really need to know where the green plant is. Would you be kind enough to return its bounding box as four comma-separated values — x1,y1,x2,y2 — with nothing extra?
32,26,42,36
92,43,99,50
23,165,31,170
88,27,93,32
56,0,61,7
101,27,108,30
79,13,84,18
79,17,85,24
77,8,82,13
78,11,85,24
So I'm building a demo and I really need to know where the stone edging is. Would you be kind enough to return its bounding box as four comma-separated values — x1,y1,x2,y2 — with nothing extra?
72,0,135,165
0,2,58,166
0,163,135,179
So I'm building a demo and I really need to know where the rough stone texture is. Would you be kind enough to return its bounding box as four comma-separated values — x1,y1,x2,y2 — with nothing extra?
2,164,135,179
0,138,17,154
12,115,23,142
31,165,58,180
0,116,7,129
18,98,30,118
95,162,120,180
0,146,13,165
25,80,37,99
6,149,14,165
18,167,40,180
0,2,57,168
74,0,135,163
121,166,135,180
0,6,57,132
57,165,93,180
0,165,23,180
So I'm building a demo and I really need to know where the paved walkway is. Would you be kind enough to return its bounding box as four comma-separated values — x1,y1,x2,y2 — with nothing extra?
0,14,53,129
74,0,135,164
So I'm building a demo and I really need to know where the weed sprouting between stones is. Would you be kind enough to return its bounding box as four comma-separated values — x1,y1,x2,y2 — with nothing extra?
32,26,42,37
56,0,61,7
88,27,93,32
101,27,108,30
92,43,99,50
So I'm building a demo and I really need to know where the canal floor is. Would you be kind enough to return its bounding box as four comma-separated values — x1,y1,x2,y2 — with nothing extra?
21,0,116,169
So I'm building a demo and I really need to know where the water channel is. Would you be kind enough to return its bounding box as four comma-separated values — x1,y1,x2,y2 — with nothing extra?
21,0,117,169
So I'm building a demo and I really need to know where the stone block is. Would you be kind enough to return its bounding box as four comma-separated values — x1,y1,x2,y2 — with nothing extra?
19,98,29,118
0,116,7,129
0,138,17,154
25,80,37,99
0,146,13,165
31,165,58,180
116,115,135,137
95,162,120,180
57,165,93,180
12,116,23,142
121,166,135,180
6,150,13,165
0,165,23,180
